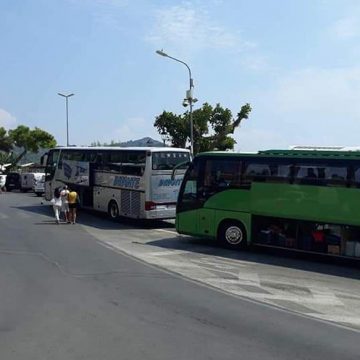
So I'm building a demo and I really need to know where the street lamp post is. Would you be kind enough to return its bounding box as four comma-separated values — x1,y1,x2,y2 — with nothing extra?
156,50,197,156
58,92,74,146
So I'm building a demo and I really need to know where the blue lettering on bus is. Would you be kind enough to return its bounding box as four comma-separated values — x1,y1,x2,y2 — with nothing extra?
113,176,140,189
158,179,182,187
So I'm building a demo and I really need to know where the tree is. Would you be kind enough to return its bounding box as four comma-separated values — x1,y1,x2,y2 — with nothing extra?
2,125,57,169
0,127,13,153
154,102,251,154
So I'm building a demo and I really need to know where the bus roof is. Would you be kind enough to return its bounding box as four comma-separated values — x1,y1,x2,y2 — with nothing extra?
51,146,190,153
197,149,360,160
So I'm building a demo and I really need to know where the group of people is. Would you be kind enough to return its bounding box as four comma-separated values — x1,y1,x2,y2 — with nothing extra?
51,185,79,224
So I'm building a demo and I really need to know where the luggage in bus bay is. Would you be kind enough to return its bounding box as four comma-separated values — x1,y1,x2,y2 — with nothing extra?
253,216,360,257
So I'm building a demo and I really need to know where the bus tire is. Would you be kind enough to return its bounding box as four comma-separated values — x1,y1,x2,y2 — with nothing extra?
108,200,119,220
218,221,247,250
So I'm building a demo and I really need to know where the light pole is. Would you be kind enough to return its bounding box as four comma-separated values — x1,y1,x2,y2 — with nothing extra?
156,50,197,156
58,92,74,146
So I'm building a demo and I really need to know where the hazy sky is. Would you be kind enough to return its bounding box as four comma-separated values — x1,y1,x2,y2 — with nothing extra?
1,0,360,151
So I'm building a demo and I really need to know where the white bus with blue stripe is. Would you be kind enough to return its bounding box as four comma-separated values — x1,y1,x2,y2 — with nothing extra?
44,146,190,220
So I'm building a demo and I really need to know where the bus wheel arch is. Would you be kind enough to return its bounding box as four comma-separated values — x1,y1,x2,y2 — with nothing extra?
218,220,248,249
108,200,120,219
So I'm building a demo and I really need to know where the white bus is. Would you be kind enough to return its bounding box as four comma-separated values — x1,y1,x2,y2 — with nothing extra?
43,146,190,220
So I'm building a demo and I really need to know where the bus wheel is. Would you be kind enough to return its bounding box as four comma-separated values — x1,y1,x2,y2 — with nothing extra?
219,221,247,249
108,201,119,220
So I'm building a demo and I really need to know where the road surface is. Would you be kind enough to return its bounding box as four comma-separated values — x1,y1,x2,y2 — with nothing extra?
0,192,358,359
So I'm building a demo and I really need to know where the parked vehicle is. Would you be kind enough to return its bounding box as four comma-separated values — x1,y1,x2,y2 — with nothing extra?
0,174,7,190
20,172,45,193
33,174,45,196
44,146,190,220
176,148,360,260
5,172,21,191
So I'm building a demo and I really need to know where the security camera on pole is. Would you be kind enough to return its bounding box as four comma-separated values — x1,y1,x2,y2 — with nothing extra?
156,50,197,156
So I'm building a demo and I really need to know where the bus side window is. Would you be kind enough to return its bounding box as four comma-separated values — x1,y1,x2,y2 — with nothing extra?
324,165,347,187
293,165,322,185
351,167,360,187
243,163,270,184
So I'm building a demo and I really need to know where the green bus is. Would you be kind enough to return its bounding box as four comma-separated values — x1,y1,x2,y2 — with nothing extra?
176,149,360,259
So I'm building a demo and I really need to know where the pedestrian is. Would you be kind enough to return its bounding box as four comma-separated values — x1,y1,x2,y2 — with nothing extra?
51,187,62,224
60,185,70,223
67,188,79,224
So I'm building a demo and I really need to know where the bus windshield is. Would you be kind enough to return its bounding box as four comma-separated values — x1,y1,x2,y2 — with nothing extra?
152,152,190,170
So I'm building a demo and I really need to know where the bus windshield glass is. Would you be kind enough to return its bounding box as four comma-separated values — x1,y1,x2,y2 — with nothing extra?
152,152,190,170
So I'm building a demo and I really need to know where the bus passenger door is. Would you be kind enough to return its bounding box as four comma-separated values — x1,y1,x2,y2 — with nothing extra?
176,178,200,234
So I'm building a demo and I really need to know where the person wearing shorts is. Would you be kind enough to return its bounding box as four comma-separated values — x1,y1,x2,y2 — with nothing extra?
68,189,79,224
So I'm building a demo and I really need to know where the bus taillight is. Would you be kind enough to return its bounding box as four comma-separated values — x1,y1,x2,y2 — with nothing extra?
145,201,157,211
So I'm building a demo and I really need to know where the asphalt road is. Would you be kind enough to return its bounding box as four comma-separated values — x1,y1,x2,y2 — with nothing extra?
0,192,359,360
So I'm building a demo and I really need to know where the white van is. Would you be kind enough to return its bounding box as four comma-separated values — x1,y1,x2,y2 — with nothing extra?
33,174,45,196
20,173,45,193
0,174,6,190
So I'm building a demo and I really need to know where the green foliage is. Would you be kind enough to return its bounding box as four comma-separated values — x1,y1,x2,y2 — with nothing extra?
9,125,56,153
0,125,56,170
154,102,252,154
0,127,13,153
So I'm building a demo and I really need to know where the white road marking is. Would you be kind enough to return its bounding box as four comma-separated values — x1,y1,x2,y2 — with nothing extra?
155,229,178,235
147,250,189,256
0,212,9,219
18,212,31,218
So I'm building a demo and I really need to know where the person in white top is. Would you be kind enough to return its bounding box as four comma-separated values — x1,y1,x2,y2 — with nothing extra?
51,187,62,224
60,185,70,223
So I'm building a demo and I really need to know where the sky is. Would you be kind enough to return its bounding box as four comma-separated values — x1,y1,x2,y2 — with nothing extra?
1,0,360,152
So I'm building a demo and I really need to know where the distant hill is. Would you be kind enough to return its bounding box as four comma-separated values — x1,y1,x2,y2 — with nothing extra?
91,137,164,147
116,137,164,147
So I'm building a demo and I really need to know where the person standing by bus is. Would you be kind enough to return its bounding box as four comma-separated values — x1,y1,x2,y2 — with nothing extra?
60,185,70,223
68,188,79,224
51,187,62,224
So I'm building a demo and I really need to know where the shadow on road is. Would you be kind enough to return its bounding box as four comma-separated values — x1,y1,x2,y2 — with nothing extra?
14,202,360,278
146,236,360,279
12,204,175,231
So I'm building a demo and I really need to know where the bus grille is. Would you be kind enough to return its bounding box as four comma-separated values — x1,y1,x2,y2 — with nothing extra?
121,190,140,216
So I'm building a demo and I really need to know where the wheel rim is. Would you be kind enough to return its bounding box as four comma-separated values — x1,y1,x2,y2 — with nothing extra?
225,226,243,245
110,203,118,218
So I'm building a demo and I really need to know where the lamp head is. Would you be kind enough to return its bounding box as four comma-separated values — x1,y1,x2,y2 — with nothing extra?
156,49,168,57
58,93,74,98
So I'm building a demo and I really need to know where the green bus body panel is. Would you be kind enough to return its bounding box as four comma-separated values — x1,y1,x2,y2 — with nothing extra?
176,209,199,236
249,183,360,226
176,183,360,240
176,208,251,240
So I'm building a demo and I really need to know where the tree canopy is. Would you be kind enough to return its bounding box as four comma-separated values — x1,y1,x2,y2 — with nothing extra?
154,102,251,154
0,125,56,171
0,127,13,153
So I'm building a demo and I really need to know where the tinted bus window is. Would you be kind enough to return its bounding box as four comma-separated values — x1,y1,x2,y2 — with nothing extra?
202,158,242,193
152,152,190,170
293,163,348,186
243,161,291,185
